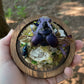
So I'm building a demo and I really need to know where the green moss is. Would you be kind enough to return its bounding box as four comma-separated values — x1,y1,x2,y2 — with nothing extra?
58,53,63,59
55,61,59,66
52,52,56,56
47,57,53,63
40,46,49,52
31,60,37,65
28,32,33,36
20,42,27,47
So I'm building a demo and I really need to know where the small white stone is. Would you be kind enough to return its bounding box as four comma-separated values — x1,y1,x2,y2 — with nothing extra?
30,25,35,28
20,41,26,45
59,29,66,37
54,29,57,32
29,47,50,62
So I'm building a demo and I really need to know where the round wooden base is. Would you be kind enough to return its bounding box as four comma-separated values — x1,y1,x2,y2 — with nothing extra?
10,15,75,78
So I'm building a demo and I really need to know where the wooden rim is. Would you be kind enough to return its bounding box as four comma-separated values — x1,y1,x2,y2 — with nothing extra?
10,15,75,78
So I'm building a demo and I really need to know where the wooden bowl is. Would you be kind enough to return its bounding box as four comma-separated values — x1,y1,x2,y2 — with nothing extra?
10,15,75,78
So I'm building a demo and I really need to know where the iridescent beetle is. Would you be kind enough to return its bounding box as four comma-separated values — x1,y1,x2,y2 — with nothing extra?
31,16,58,47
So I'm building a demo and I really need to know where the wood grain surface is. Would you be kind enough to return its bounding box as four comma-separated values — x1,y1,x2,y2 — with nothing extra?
10,15,75,78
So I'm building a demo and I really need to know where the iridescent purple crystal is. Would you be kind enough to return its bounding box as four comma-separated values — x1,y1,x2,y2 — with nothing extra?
46,33,58,47
31,34,43,46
